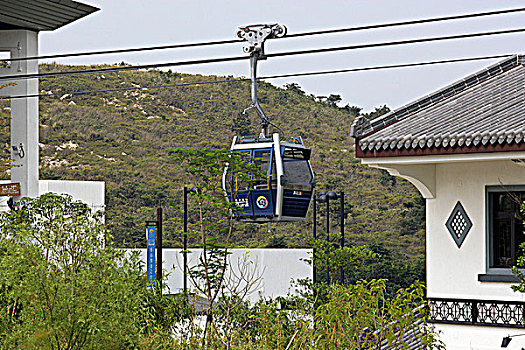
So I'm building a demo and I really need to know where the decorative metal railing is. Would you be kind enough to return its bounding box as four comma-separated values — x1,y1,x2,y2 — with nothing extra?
428,298,525,328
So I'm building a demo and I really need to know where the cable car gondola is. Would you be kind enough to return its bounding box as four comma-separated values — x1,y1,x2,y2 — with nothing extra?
222,24,315,222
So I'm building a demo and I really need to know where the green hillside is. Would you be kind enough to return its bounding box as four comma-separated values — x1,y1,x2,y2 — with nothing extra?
0,64,425,269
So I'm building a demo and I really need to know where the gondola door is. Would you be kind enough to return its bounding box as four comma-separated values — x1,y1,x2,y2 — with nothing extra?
250,148,276,217
228,150,253,217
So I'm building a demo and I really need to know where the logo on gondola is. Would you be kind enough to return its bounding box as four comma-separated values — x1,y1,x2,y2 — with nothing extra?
235,197,249,208
256,196,269,209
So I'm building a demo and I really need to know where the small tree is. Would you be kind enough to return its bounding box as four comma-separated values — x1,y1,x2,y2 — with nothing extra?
168,147,260,345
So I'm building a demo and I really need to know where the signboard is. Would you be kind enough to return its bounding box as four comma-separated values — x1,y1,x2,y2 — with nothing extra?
0,183,20,196
146,224,157,288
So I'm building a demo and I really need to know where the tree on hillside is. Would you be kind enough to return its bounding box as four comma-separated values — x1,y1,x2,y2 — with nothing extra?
341,104,362,116
284,82,305,95
362,104,391,120
326,94,342,107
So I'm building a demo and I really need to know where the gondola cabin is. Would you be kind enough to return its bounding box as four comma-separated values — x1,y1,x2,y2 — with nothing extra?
223,133,315,222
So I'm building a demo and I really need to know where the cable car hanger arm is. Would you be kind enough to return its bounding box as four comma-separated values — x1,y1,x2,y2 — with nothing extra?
238,24,287,137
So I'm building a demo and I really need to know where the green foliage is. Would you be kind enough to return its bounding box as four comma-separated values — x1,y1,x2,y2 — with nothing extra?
312,233,375,285
230,112,253,136
186,279,443,350
511,203,525,293
315,280,443,349
348,243,425,298
0,193,154,348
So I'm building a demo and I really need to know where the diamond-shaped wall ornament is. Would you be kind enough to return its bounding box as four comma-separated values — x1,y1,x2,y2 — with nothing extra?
445,201,473,248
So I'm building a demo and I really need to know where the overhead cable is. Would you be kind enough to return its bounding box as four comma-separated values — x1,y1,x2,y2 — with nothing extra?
260,54,514,79
7,7,525,62
0,56,246,81
285,7,525,38
266,27,525,59
0,54,513,100
7,39,239,63
1,27,525,82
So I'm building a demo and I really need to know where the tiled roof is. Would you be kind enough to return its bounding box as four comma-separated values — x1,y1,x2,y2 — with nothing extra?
351,55,525,153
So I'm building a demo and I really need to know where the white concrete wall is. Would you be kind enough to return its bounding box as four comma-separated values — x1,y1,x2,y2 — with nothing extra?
0,180,104,212
0,30,39,198
427,160,525,301
434,323,525,350
39,180,105,212
0,180,12,212
136,248,312,302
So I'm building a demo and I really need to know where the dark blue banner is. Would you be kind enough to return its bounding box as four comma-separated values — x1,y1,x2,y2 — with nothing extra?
146,225,156,287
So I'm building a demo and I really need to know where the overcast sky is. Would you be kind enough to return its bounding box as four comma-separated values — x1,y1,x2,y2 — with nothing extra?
40,0,525,112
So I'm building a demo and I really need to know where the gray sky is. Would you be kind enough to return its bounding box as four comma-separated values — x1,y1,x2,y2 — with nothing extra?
40,0,525,112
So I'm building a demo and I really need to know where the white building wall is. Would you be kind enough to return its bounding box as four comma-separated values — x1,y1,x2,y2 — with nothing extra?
137,248,312,302
434,323,525,350
363,155,525,350
427,159,525,300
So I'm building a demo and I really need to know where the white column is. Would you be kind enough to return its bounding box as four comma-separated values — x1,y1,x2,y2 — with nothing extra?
0,30,39,198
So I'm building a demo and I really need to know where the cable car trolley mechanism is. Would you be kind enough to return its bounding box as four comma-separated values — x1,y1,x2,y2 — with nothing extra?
222,24,315,222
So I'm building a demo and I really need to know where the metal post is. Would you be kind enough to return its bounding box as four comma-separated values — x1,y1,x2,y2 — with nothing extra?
472,301,478,325
156,207,163,294
340,192,345,285
326,199,330,284
312,195,317,285
183,187,188,295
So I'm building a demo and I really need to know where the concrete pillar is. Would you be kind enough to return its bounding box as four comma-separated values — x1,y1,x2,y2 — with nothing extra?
0,30,39,198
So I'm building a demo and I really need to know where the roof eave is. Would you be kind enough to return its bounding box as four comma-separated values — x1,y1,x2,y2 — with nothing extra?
356,141,525,159
0,0,99,32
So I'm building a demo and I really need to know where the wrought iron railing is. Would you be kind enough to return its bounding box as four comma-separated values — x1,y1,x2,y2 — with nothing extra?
427,297,525,328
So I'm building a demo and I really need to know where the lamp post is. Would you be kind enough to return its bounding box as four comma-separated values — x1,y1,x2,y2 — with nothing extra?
183,186,200,296
156,207,163,291
316,190,345,285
